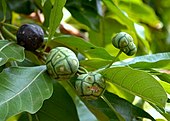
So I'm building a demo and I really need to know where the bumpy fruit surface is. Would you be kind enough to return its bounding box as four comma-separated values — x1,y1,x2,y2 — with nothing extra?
112,32,137,56
16,24,44,51
46,47,79,80
75,72,106,100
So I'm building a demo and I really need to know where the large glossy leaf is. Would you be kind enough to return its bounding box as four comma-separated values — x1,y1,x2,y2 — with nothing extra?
0,66,53,121
48,0,66,41
101,67,167,107
50,35,113,60
18,82,79,121
88,98,123,121
89,92,155,121
107,82,135,102
0,40,25,66
112,52,170,69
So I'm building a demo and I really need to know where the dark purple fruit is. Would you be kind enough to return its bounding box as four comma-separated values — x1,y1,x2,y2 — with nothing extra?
16,24,44,51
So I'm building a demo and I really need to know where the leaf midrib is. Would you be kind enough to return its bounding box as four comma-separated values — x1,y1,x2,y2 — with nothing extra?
0,68,46,106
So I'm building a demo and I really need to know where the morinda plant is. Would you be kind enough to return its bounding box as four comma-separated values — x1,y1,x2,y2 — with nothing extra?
0,0,170,121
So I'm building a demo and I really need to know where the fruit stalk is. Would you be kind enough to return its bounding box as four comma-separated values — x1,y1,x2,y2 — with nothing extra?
105,50,122,69
0,26,16,41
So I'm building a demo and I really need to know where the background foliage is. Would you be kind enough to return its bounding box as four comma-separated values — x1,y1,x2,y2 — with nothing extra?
0,0,170,121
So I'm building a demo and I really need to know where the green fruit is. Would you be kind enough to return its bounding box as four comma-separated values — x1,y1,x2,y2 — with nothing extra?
112,32,137,56
46,47,79,80
16,24,44,51
75,72,106,100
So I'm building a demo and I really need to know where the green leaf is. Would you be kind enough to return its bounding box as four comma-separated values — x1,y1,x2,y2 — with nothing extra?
89,92,155,121
80,58,111,70
107,82,135,102
156,71,170,85
112,52,170,69
101,67,167,107
119,1,161,28
159,81,170,94
48,0,66,41
0,40,25,66
89,97,124,121
0,66,53,121
59,81,99,121
19,82,79,121
42,0,52,27
89,17,126,47
103,0,133,29
65,0,100,31
51,35,113,60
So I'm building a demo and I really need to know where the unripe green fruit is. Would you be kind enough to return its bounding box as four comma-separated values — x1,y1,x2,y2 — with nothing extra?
75,72,106,100
46,47,79,80
16,24,44,51
112,32,137,56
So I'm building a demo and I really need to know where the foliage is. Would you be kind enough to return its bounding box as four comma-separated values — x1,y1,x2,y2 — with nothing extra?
0,0,170,121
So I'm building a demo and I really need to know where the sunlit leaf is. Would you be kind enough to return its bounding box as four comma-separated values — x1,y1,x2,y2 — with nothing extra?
101,67,167,107
103,0,133,29
112,52,170,69
50,35,113,60
48,0,66,41
159,81,170,94
0,66,53,121
119,0,161,28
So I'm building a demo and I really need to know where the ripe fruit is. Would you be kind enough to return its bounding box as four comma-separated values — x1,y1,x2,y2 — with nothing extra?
75,72,106,100
46,47,79,80
16,24,44,51
112,32,137,56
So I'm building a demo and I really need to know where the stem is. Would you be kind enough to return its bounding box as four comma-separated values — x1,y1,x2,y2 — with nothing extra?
105,50,122,69
77,66,88,74
0,32,5,40
1,26,17,41
43,41,49,52
10,61,18,67
0,22,19,30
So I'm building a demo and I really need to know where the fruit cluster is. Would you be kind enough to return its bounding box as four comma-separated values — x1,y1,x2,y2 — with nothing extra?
16,24,137,100
16,23,106,99
46,46,106,99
